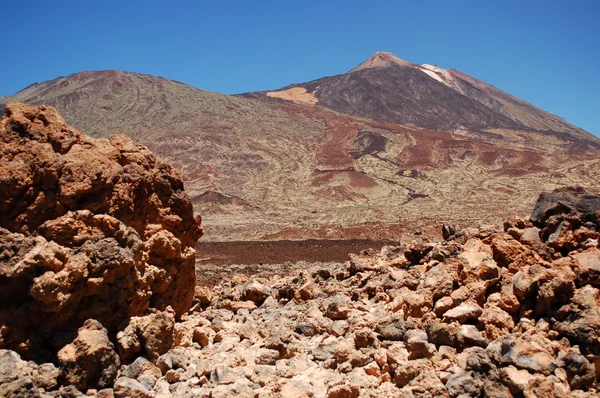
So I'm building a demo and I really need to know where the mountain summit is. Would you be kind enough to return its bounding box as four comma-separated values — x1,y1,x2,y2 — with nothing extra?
249,52,598,150
349,51,412,72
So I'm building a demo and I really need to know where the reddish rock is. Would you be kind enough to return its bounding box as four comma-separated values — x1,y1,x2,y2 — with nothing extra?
117,310,175,362
490,235,526,267
479,304,514,340
57,319,120,390
0,104,202,360
572,248,600,287
442,301,483,323
554,285,600,356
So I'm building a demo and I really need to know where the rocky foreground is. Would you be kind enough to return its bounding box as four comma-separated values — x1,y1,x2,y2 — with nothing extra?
1,104,599,397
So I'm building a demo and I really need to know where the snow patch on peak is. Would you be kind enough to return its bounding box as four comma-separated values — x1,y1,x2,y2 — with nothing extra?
420,64,446,73
416,64,464,92
417,64,450,85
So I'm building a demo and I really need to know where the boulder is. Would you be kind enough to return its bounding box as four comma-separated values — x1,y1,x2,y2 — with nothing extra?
457,325,487,348
0,376,41,398
562,351,596,390
572,248,600,287
0,104,202,360
500,365,543,395
530,186,600,227
240,280,273,305
445,371,483,398
404,329,436,359
120,357,162,380
376,317,415,342
31,362,60,391
521,227,541,245
426,322,458,347
116,309,175,362
500,335,557,375
0,349,30,384
553,285,600,355
479,304,514,341
57,319,120,390
442,301,483,323
113,377,154,398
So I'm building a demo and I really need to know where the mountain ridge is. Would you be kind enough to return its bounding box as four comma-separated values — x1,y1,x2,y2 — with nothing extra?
1,63,600,242
250,52,597,148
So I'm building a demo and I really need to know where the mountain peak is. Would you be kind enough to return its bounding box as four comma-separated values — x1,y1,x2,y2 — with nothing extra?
349,52,412,73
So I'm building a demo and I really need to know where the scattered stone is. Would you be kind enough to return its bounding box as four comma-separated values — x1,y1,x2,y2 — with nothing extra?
562,351,596,390
120,357,162,380
327,384,360,398
113,377,154,398
0,376,41,398
116,310,175,362
57,319,121,390
31,362,60,391
457,325,487,348
404,329,436,359
426,322,458,347
353,329,378,349
240,280,273,305
445,371,483,398
521,227,541,245
442,301,483,323
325,299,350,320
500,335,557,375
376,318,414,342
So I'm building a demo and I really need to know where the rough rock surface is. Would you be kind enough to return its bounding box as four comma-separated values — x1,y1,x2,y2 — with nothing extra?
531,186,600,227
0,103,203,360
58,319,120,390
2,132,600,398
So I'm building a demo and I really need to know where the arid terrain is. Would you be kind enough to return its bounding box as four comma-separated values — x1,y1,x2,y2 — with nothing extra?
1,104,599,396
2,54,600,252
252,52,597,148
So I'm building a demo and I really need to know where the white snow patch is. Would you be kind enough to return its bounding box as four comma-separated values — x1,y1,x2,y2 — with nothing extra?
416,65,465,93
420,64,446,73
418,67,446,85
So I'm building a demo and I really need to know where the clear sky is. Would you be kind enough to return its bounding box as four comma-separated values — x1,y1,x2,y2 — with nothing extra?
1,0,599,136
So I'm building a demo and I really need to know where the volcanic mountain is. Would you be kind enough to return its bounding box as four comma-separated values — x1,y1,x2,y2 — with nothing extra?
1,56,599,242
248,52,599,152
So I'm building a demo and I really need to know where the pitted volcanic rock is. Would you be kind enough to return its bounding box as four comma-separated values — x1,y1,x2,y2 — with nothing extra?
0,103,203,360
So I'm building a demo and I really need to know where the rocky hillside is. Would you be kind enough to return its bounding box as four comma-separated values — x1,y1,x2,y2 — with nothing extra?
251,52,600,151
2,169,600,396
1,103,599,397
2,70,600,242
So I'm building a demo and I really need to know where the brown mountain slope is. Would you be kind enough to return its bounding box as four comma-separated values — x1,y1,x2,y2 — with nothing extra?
2,70,599,242
250,52,600,152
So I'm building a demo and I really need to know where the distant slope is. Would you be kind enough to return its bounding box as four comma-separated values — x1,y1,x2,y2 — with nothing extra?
2,69,600,241
248,52,599,152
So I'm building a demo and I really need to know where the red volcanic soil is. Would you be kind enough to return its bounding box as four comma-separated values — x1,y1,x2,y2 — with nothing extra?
274,101,550,176
196,239,397,266
195,239,399,287
316,119,360,170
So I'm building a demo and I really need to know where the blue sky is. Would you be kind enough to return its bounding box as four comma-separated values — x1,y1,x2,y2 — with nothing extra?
1,1,599,136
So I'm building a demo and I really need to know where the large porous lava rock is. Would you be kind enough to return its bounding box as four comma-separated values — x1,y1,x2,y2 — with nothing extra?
531,186,600,226
530,187,600,252
0,103,203,360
